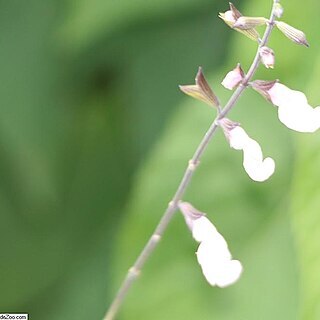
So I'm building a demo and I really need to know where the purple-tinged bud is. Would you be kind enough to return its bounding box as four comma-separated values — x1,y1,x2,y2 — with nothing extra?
274,3,284,18
233,16,268,30
259,46,275,69
221,63,245,90
275,21,309,47
219,3,260,41
179,67,220,108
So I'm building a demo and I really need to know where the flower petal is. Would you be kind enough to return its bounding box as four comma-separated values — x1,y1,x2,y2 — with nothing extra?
196,237,243,288
268,83,320,133
221,64,244,90
229,126,275,181
192,216,219,243
179,202,243,287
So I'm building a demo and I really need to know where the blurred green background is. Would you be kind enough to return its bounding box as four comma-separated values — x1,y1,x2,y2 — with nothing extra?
1,0,320,319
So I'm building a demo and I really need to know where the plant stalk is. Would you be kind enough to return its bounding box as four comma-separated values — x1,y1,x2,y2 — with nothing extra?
103,2,278,319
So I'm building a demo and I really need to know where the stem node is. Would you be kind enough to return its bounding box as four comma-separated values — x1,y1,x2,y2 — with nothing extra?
188,159,200,171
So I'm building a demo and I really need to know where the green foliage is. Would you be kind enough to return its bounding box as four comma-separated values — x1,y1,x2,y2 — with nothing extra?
2,0,320,319
0,0,230,319
60,0,215,51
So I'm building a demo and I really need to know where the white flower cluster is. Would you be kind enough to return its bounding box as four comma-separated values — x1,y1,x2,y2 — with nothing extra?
220,64,320,181
179,202,243,287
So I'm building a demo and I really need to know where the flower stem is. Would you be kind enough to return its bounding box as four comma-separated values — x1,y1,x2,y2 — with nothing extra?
103,2,278,319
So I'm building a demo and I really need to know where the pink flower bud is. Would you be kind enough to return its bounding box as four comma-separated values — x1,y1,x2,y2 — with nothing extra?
224,10,237,23
220,119,275,182
274,3,284,18
218,3,260,41
178,202,243,287
221,64,245,90
259,46,275,69
275,21,309,47
267,83,320,132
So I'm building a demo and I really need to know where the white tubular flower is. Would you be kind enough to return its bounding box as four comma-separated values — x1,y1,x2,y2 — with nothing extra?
259,46,275,69
221,64,244,90
179,202,243,288
267,83,320,133
220,119,275,182
197,239,243,288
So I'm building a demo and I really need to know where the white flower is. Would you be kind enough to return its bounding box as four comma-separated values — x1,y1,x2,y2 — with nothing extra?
179,202,243,288
221,120,275,182
229,126,275,182
259,46,275,69
221,64,244,90
197,239,243,288
267,83,320,133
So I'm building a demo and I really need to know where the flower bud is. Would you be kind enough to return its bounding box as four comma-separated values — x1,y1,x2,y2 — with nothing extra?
178,202,243,288
275,21,309,47
219,3,260,41
179,67,220,108
259,46,275,69
233,16,268,30
274,3,284,18
220,10,237,24
219,118,275,182
221,63,245,90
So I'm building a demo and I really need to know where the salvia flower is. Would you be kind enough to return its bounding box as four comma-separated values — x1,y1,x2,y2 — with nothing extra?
220,118,275,182
267,83,320,132
259,46,275,69
221,63,245,90
178,202,243,288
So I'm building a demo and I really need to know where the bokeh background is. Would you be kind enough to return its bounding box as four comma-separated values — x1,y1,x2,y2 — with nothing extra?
1,0,320,319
